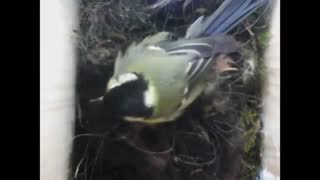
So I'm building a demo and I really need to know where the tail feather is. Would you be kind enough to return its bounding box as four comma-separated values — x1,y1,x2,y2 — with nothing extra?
186,0,269,38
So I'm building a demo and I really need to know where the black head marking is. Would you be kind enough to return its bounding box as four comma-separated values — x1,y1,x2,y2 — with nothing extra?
103,74,154,118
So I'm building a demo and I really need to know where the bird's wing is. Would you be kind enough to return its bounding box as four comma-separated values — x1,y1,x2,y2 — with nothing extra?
155,35,240,94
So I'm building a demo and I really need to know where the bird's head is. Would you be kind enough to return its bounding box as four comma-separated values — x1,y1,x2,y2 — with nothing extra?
91,73,156,122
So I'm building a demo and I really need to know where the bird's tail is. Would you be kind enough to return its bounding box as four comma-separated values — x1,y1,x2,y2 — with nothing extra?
186,0,270,38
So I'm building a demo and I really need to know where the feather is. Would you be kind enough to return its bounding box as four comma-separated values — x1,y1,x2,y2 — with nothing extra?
186,0,270,38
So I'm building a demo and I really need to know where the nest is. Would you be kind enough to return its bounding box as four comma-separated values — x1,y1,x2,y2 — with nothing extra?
71,0,273,180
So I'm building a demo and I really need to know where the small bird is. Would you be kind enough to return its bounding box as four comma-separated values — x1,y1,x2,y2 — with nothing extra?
92,0,269,124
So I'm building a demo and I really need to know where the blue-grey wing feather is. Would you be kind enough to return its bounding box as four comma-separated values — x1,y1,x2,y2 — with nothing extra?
154,35,239,94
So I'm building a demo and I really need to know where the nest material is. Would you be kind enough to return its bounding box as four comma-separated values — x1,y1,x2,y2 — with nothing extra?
72,0,272,180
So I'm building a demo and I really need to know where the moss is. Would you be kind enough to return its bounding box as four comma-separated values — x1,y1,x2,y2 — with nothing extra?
240,110,260,152
257,30,272,50
239,108,263,180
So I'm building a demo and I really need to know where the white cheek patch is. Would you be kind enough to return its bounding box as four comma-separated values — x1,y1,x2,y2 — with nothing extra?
119,73,138,83
144,85,157,108
108,73,138,90
107,79,120,90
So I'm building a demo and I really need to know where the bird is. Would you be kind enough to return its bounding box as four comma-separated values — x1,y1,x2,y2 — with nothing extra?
91,0,270,124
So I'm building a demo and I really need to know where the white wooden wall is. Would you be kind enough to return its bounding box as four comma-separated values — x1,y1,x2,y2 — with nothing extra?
40,0,77,179
261,0,280,179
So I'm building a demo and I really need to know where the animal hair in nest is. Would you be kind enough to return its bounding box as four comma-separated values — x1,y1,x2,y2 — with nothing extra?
71,0,270,180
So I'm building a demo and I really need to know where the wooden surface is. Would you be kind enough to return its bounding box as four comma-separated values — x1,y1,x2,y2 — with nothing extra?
40,0,77,179
261,0,280,179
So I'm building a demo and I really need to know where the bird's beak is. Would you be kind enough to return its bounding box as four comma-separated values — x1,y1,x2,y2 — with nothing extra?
89,96,104,103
